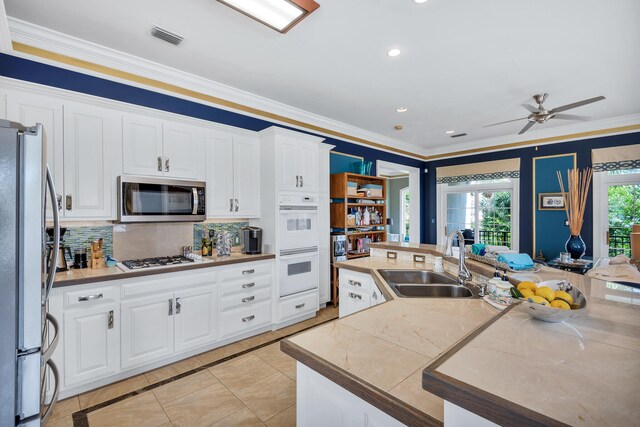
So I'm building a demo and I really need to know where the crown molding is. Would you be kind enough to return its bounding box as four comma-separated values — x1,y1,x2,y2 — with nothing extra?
423,114,640,161
7,17,428,160
0,2,12,52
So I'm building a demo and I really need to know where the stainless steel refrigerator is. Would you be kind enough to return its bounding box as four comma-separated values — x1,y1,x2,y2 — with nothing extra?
0,119,60,426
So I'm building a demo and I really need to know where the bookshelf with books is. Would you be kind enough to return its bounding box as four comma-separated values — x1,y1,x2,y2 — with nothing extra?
330,172,387,259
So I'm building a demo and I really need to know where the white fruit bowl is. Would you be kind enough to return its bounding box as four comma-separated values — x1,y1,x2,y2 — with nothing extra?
516,280,587,323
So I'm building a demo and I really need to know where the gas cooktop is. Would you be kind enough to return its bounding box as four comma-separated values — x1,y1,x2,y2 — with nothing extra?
121,255,194,270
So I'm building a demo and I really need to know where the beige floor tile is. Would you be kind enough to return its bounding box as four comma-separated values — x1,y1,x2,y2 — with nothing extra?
209,354,278,393
45,414,74,427
252,343,297,380
209,407,266,427
196,341,251,365
48,396,79,421
153,370,219,406
265,404,296,427
233,371,296,421
78,374,149,409
162,382,245,427
88,391,169,427
144,356,202,384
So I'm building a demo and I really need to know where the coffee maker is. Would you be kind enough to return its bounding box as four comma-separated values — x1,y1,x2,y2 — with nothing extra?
240,226,262,255
46,227,72,272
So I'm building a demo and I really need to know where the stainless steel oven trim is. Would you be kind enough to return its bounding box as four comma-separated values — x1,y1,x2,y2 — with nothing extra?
279,205,318,211
280,246,318,257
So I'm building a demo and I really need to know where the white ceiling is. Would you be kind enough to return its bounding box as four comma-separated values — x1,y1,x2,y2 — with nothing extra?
4,0,640,154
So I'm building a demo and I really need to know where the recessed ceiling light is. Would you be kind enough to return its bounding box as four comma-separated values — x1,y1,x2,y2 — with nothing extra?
387,48,402,57
396,107,408,113
445,130,455,134
395,125,404,130
217,0,319,33
414,0,429,4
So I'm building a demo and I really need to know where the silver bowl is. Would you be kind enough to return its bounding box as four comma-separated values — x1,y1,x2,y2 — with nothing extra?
516,280,587,323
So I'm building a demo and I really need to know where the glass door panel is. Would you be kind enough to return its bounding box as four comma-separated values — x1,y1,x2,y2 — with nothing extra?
607,184,640,257
446,192,476,246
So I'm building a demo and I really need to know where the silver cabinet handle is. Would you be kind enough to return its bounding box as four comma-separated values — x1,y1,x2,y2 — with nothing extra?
78,293,103,302
242,315,255,322
108,310,114,329
295,303,306,309
348,292,362,300
157,156,163,172
242,296,255,303
372,291,378,300
56,194,62,211
175,297,181,314
242,269,255,275
296,175,299,187
65,194,72,210
168,298,173,316
234,198,239,212
230,198,234,212
165,157,170,172
300,175,303,187
348,280,362,287
242,282,255,289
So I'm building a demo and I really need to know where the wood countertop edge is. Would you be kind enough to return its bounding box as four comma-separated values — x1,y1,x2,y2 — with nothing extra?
280,339,443,427
53,254,276,287
421,303,570,427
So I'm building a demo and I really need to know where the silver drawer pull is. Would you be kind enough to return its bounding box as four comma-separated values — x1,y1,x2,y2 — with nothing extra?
242,282,255,289
78,293,103,302
295,303,306,309
242,296,255,303
242,315,255,322
242,269,255,275
348,292,362,300
348,280,362,287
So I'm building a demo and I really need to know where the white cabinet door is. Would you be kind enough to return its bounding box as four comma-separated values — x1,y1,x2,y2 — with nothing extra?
318,143,331,194
6,91,64,219
121,292,174,369
296,140,318,192
63,304,118,386
206,132,235,217
339,288,370,318
63,102,121,219
122,114,164,177
163,122,205,180
370,282,386,306
233,136,260,217
174,285,218,353
319,247,331,304
276,139,299,191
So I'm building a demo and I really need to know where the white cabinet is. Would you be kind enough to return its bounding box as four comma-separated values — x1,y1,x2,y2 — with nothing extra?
276,138,318,192
174,285,218,353
318,142,334,305
338,269,385,318
63,302,118,387
63,102,122,219
206,131,260,218
121,292,174,369
122,113,205,180
318,247,331,304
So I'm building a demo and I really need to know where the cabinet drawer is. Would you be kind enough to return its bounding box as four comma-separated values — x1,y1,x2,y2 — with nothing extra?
339,288,371,318
219,262,271,282
63,285,119,309
278,290,318,321
339,270,372,293
219,274,270,297
220,287,271,312
219,301,271,340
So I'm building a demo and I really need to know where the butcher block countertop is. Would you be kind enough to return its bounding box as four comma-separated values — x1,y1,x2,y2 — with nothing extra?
282,243,640,427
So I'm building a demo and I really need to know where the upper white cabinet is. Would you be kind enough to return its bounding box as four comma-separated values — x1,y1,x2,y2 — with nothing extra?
122,113,205,181
206,131,260,218
63,102,122,219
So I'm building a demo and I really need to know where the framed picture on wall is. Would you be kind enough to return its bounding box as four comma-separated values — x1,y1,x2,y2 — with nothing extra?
538,192,566,210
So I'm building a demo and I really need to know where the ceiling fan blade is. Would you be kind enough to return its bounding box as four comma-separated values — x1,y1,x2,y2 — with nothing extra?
483,117,528,128
553,113,590,121
521,104,538,113
551,96,605,113
518,121,535,134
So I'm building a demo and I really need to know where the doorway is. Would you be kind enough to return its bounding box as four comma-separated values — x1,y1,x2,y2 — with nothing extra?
377,160,421,243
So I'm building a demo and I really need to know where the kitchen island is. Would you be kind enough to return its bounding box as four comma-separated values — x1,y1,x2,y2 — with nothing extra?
281,243,640,426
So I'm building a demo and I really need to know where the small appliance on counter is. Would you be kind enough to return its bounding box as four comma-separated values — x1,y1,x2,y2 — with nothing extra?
240,226,263,254
46,227,72,272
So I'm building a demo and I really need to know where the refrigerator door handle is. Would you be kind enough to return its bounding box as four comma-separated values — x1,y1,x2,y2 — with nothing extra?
44,165,60,303
41,313,59,364
40,359,59,425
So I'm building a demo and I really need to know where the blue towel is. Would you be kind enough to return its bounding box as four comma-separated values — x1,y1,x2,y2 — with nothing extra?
497,253,534,270
471,243,486,255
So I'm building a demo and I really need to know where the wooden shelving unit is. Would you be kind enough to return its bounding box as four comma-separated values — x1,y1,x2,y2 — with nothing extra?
330,173,387,259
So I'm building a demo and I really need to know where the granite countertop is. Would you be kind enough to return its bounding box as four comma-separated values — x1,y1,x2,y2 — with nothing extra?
53,252,276,287
282,243,640,427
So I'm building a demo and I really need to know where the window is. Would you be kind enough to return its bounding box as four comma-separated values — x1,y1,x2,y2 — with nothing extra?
400,187,410,242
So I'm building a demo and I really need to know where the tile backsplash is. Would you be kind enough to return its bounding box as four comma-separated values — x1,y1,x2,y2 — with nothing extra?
193,222,248,250
62,226,113,262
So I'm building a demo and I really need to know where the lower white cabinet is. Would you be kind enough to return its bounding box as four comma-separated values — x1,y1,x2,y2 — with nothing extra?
339,269,386,318
174,285,218,352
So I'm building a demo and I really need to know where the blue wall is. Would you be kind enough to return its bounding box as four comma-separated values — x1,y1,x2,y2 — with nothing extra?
424,132,640,256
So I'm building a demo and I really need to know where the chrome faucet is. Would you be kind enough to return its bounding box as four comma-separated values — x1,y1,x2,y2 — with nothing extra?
444,230,474,289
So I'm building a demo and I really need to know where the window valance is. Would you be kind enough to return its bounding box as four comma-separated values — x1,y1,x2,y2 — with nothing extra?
592,144,640,172
436,158,520,184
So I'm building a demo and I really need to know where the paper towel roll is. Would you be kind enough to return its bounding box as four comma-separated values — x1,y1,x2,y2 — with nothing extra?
631,232,640,260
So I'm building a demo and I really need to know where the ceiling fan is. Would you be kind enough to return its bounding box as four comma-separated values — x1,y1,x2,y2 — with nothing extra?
484,93,606,134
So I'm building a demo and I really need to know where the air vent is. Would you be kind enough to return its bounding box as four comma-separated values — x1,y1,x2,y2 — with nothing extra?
450,133,467,138
151,26,184,46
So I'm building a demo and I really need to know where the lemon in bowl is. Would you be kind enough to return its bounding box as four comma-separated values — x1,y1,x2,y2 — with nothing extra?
517,280,586,323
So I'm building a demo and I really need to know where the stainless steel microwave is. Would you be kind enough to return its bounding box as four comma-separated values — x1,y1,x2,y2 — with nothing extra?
118,175,206,223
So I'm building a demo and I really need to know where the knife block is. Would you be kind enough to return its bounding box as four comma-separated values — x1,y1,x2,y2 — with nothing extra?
90,238,104,269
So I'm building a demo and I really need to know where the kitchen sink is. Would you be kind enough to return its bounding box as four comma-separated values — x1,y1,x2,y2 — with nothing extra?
378,270,478,299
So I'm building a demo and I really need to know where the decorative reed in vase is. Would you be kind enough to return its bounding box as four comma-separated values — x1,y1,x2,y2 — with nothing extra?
557,167,593,259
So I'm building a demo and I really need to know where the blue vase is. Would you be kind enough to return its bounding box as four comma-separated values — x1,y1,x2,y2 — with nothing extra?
565,235,586,260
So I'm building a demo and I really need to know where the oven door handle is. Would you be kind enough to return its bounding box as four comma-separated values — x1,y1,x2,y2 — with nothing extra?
280,246,318,257
192,188,198,215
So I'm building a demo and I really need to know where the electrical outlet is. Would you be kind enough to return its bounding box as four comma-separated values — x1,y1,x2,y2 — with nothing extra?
564,220,569,227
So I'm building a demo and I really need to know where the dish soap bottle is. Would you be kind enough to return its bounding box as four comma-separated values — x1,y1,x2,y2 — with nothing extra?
487,267,502,298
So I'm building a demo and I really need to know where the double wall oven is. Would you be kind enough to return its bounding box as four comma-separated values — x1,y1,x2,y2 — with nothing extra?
278,194,319,297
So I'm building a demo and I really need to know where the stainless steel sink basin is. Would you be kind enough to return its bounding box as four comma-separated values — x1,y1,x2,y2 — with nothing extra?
378,270,478,299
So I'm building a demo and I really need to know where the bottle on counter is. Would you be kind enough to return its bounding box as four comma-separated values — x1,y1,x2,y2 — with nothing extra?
201,235,211,256
487,267,502,297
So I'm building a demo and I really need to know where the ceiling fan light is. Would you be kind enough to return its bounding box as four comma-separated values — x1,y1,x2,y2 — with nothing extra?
217,0,319,33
